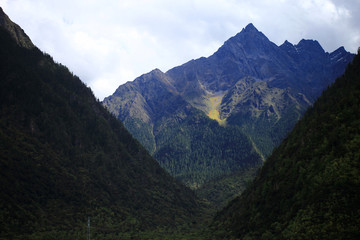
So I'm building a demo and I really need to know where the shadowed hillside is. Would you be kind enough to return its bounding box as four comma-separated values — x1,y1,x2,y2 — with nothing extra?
0,9,201,239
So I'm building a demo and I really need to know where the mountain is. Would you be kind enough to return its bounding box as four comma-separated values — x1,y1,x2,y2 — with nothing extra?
103,23,354,190
104,67,262,189
210,50,360,239
0,8,201,239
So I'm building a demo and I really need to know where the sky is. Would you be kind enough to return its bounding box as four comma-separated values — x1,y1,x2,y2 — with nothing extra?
1,0,359,100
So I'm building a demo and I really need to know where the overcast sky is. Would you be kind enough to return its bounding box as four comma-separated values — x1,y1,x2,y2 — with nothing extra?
1,0,359,100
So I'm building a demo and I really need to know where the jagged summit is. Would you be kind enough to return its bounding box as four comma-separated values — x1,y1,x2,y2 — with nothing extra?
151,68,164,74
232,23,268,42
329,46,353,65
0,7,34,49
130,68,175,88
282,40,292,45
243,23,258,32
296,39,325,54
330,46,346,57
280,40,294,48
212,23,275,61
135,68,166,82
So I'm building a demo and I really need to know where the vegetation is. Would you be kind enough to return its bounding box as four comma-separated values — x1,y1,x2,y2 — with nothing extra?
0,27,202,239
154,110,262,188
196,167,259,212
228,102,305,157
2,10,358,239
207,95,227,126
210,50,360,239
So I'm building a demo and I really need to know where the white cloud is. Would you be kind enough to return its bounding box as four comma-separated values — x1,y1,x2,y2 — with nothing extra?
0,0,359,100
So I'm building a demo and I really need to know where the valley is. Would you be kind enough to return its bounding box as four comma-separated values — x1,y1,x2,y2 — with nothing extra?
1,6,359,239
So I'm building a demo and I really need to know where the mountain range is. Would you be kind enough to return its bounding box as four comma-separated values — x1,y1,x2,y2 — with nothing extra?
0,8,201,239
1,6,359,239
103,23,354,190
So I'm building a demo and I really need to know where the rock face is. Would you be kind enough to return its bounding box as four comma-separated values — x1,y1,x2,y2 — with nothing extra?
103,23,354,187
0,7,34,49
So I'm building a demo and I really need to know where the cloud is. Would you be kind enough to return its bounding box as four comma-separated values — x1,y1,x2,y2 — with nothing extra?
1,0,359,100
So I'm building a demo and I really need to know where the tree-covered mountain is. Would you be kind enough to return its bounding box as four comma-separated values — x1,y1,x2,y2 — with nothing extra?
103,23,353,190
210,49,360,240
0,8,201,239
104,68,262,188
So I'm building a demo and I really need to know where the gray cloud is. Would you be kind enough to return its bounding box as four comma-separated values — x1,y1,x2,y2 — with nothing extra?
1,0,359,100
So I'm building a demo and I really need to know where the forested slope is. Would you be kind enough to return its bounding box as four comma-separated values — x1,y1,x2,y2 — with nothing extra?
0,14,200,239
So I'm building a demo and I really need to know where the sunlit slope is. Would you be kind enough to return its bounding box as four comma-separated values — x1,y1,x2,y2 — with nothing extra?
207,95,226,126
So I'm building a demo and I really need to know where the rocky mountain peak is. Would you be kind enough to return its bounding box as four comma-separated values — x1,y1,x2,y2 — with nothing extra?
329,46,347,59
280,40,294,48
148,68,164,75
232,23,269,43
296,39,325,55
213,23,275,61
280,39,328,63
243,23,258,32
133,68,175,90
279,40,296,54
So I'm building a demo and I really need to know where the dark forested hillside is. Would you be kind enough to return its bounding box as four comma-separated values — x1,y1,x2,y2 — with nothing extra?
153,109,262,188
0,10,201,239
210,50,360,240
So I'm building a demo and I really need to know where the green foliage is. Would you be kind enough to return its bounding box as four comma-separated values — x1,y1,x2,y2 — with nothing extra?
124,117,157,154
153,110,262,188
196,167,259,212
227,103,305,158
0,27,201,239
210,51,360,239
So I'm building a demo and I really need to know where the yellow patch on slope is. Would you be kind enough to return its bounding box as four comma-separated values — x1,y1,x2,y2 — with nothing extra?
207,95,226,126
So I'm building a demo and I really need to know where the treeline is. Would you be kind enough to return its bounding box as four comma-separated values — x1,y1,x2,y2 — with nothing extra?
153,111,262,188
